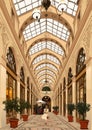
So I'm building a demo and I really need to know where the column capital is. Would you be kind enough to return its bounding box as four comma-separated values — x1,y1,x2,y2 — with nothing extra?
72,75,76,82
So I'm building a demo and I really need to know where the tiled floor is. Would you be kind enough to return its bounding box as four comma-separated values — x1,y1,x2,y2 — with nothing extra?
0,112,81,130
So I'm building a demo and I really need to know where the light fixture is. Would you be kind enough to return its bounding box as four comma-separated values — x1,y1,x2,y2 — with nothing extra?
41,0,51,11
56,0,68,15
32,0,51,22
32,0,68,21
32,9,41,22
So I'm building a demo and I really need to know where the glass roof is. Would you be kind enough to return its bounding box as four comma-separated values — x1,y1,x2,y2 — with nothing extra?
40,79,53,84
38,74,55,81
36,69,56,77
23,18,70,41
12,0,79,89
32,54,60,65
29,41,64,56
13,0,78,16
53,0,78,16
38,76,55,83
35,63,58,72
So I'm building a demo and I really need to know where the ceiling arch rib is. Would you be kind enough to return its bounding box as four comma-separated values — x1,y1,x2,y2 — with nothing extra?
38,74,56,82
29,40,65,56
32,60,59,71
23,18,70,42
38,78,55,87
26,33,67,54
32,54,61,65
29,48,63,66
37,73,56,82
39,78,54,85
35,67,57,77
35,63,58,72
36,69,57,78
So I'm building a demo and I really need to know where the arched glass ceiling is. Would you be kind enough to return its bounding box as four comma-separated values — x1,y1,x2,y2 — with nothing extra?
38,77,55,84
36,70,56,77
33,54,60,65
23,18,70,41
29,41,64,56
35,63,58,72
38,74,55,81
40,79,53,84
13,0,78,16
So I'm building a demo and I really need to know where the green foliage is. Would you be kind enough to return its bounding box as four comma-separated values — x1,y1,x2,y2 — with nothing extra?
3,97,20,113
53,106,59,111
3,98,31,115
76,102,90,120
67,103,75,115
18,99,31,114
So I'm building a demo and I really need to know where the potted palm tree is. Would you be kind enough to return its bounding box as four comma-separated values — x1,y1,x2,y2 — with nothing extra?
3,97,20,128
52,106,59,115
20,99,31,121
76,102,90,129
67,103,75,122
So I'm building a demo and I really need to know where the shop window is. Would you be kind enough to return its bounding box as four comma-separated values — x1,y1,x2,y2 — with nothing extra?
76,48,86,74
6,73,17,100
6,47,16,73
20,67,25,82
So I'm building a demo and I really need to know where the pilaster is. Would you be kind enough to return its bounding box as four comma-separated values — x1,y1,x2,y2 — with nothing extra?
72,76,76,122
86,57,92,130
0,64,6,127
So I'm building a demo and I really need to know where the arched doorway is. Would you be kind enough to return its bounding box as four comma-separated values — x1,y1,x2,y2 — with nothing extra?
42,96,51,112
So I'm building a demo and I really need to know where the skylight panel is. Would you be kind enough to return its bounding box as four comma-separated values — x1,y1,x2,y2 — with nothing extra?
23,18,70,41
35,63,58,72
13,0,41,15
52,0,78,16
13,0,78,16
32,54,60,65
29,41,64,56
19,1,25,8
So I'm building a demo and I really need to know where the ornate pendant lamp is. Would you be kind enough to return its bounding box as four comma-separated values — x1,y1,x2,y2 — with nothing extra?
41,0,51,11
32,0,51,22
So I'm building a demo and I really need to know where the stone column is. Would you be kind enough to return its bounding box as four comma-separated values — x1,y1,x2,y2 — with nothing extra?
86,58,92,130
0,64,6,127
66,84,68,117
72,76,76,122
59,86,61,115
16,75,20,119
62,90,64,116
17,75,20,98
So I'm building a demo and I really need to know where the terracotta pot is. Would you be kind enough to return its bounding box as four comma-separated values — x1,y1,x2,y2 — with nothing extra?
9,118,19,128
79,120,89,129
22,114,28,121
68,115,73,122
53,111,58,115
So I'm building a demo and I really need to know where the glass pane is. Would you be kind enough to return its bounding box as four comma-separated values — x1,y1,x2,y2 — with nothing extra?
23,18,70,41
33,54,60,65
29,41,64,56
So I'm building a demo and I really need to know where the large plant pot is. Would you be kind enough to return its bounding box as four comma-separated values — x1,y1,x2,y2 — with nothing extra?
79,120,89,129
53,111,58,115
9,118,19,128
22,114,28,121
68,115,73,122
